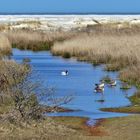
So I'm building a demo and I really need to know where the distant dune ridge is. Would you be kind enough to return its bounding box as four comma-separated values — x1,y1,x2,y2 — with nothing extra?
1,15,140,31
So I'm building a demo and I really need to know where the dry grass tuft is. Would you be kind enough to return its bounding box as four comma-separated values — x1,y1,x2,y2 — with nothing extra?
0,34,12,56
120,65,140,87
0,117,78,140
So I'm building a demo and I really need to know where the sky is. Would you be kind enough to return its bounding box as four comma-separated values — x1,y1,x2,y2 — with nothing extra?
0,0,140,13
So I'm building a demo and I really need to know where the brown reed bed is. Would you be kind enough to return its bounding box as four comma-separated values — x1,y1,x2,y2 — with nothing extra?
52,32,140,87
0,34,12,56
4,30,76,51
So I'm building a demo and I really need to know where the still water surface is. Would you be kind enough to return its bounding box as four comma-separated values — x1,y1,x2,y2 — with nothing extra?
12,49,136,124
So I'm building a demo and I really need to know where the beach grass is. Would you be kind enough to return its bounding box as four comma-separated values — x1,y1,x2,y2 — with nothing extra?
4,30,76,51
0,34,12,56
52,33,140,68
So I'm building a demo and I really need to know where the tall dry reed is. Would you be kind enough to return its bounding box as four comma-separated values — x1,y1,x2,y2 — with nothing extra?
0,34,12,56
53,34,140,64
5,30,76,51
52,33,140,86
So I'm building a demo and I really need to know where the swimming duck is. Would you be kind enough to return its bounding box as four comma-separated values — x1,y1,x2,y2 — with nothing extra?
61,70,68,76
109,80,117,86
94,86,104,93
94,80,105,93
96,81,105,88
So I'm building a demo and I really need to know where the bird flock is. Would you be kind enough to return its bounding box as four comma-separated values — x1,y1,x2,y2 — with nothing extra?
61,70,117,93
94,79,117,93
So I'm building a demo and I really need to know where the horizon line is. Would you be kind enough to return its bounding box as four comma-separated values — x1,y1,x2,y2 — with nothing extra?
1,12,140,15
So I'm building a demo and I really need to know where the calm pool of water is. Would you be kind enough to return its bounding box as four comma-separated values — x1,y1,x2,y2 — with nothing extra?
12,49,136,125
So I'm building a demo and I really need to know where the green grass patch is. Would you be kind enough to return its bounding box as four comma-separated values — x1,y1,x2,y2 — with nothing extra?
52,117,88,134
101,91,140,113
101,76,112,84
101,105,140,113
129,91,140,105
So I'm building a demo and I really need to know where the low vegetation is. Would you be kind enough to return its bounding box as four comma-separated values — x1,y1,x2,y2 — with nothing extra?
0,58,75,139
0,117,78,140
53,115,140,140
120,65,140,88
52,33,139,68
100,115,140,140
0,60,38,120
0,34,12,56
120,83,131,90
101,105,140,114
4,30,76,51
101,75,112,84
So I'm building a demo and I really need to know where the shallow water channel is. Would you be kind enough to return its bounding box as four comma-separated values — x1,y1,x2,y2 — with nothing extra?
12,49,136,125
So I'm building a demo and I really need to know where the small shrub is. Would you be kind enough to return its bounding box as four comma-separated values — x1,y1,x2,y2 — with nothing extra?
105,63,122,71
120,83,131,90
102,76,112,84
23,58,31,63
129,91,140,105
120,66,140,88
62,52,71,58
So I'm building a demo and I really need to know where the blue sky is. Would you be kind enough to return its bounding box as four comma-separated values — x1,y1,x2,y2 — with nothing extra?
0,0,140,13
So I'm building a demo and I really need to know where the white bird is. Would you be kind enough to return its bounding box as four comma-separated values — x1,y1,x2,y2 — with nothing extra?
98,82,105,88
61,70,68,76
94,87,104,93
110,80,117,86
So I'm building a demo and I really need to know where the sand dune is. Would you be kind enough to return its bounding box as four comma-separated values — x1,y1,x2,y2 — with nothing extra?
1,15,140,31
